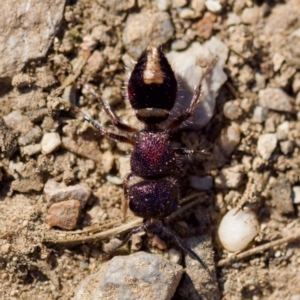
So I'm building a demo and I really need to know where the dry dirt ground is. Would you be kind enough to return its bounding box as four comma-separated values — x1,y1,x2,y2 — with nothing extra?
0,0,300,299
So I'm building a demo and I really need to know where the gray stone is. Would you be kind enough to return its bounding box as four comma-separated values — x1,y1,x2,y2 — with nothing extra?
218,122,241,157
276,121,289,141
44,179,91,208
74,252,183,300
41,132,61,154
259,88,294,113
3,111,33,135
167,39,228,128
252,106,269,123
223,100,243,120
0,0,66,81
257,133,277,160
205,0,222,13
280,140,294,155
189,175,213,190
123,12,174,59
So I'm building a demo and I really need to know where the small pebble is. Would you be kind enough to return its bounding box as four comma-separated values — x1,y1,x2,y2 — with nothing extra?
45,199,81,230
168,248,182,264
223,100,243,120
252,106,268,123
101,150,115,173
257,133,277,160
12,73,35,88
179,8,195,19
276,121,289,141
215,165,244,189
259,88,294,113
74,252,183,300
3,111,33,135
171,40,188,51
280,140,294,155
241,7,260,25
155,0,171,11
44,179,91,208
1,243,11,254
292,186,300,204
41,132,61,154
106,175,123,185
205,0,222,13
189,175,213,190
226,13,241,27
218,208,259,252
218,122,241,157
20,143,41,156
272,53,285,72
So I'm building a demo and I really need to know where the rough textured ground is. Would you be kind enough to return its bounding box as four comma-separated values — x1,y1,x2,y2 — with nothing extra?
0,0,300,299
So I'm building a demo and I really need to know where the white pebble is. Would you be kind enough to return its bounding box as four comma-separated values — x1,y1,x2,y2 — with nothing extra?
257,133,277,160
276,121,289,141
205,0,222,13
41,132,61,154
218,208,259,252
292,186,300,204
252,106,268,123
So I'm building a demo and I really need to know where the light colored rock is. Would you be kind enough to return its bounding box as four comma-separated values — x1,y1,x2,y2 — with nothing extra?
172,0,187,7
223,100,243,120
189,175,213,190
272,53,285,72
123,12,174,59
205,0,222,13
280,140,294,155
20,143,41,156
106,175,123,185
156,0,171,11
171,40,188,51
0,0,66,80
259,88,294,112
241,7,260,25
18,126,42,146
257,133,277,160
41,132,61,154
292,186,300,204
3,111,33,135
74,252,183,300
45,200,81,230
226,13,241,27
101,150,115,173
179,8,195,19
44,179,91,208
167,39,228,128
215,165,245,189
276,121,289,141
218,122,241,157
252,106,268,123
